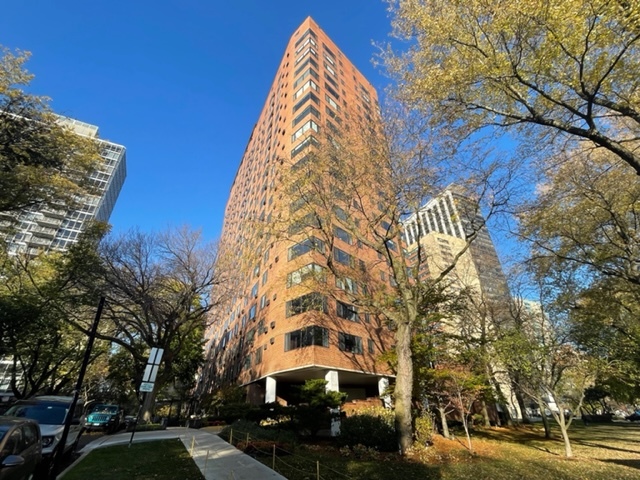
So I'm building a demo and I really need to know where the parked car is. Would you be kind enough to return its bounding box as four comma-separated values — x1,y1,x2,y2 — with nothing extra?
0,417,42,480
626,411,640,421
123,415,137,431
83,405,123,434
4,396,84,475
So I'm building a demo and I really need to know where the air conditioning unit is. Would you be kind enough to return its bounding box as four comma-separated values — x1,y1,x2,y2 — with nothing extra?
270,337,275,345
270,321,276,329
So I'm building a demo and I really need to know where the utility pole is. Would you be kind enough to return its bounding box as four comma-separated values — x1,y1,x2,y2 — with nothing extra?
51,296,105,479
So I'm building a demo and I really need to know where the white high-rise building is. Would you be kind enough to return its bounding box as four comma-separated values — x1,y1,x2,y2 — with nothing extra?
3,117,126,254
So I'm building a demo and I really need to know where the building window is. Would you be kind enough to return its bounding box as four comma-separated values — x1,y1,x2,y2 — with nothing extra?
293,80,319,100
288,212,321,235
255,348,263,365
288,237,325,260
284,325,329,351
294,57,319,78
260,294,267,309
251,282,259,298
287,263,325,287
291,135,318,158
286,292,327,317
334,206,347,221
333,225,352,245
368,339,375,354
295,47,317,66
325,94,339,110
337,301,358,322
336,277,357,294
295,36,317,54
249,304,257,321
290,197,306,213
338,333,363,354
292,120,319,142
293,92,319,113
333,247,353,266
293,68,319,89
294,28,317,48
262,270,268,286
293,105,320,127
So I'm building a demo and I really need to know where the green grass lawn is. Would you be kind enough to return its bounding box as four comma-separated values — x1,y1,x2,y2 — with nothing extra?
249,422,640,480
63,439,204,480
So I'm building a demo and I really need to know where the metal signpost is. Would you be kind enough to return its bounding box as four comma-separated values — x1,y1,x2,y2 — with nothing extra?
129,347,164,448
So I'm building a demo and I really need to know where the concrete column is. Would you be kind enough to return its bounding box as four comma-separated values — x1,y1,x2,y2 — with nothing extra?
265,376,277,404
325,370,339,392
378,377,392,409
325,370,341,436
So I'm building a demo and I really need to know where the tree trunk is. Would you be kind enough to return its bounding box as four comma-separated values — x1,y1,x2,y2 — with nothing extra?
538,398,551,439
438,406,450,439
560,426,573,458
394,321,414,454
513,382,530,424
461,415,473,452
552,410,573,458
481,400,491,428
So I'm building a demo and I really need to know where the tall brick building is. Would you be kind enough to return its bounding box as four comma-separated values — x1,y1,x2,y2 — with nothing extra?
200,17,395,405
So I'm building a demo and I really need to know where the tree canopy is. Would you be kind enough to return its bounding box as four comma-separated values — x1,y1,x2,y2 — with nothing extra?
386,0,640,174
0,47,102,217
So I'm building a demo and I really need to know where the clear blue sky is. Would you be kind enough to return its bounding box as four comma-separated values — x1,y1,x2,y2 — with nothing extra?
1,0,393,241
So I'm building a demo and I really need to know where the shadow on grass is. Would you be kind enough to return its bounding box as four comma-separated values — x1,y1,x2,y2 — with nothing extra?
572,440,640,455
599,459,640,471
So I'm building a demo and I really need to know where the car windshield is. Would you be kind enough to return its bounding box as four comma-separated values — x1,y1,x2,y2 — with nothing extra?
91,405,118,414
5,404,67,425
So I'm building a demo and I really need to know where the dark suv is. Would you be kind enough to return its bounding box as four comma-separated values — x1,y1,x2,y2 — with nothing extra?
83,405,123,434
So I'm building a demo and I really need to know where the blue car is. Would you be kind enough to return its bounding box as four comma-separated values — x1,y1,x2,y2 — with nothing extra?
83,405,123,434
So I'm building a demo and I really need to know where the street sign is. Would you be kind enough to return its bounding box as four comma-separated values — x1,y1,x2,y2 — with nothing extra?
140,382,154,392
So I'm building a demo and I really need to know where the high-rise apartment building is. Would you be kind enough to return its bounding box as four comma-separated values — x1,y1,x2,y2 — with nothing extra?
402,189,522,421
402,188,510,304
201,17,396,406
2,117,126,254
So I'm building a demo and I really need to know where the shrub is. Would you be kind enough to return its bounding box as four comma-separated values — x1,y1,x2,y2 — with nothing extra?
218,403,259,423
127,423,166,432
219,419,297,450
294,405,333,437
338,413,397,452
414,415,434,446
472,413,485,426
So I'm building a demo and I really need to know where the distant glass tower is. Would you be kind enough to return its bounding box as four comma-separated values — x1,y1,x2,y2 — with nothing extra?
402,188,510,304
3,117,126,254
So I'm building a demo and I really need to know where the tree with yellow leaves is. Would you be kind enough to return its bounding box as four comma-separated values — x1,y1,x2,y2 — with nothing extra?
385,0,640,174
0,47,102,216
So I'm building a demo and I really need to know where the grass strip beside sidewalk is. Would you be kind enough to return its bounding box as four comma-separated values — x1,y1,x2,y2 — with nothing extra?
63,439,204,480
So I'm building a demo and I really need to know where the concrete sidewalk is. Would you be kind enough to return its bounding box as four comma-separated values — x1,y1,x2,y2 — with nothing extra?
61,427,287,479
180,428,286,479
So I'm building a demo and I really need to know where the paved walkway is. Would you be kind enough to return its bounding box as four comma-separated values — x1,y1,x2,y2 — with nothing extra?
60,427,287,480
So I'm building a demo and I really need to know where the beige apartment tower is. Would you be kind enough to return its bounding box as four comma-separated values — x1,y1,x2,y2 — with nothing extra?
200,17,395,406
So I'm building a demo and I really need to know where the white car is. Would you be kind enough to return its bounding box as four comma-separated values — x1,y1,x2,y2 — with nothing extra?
4,396,84,462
